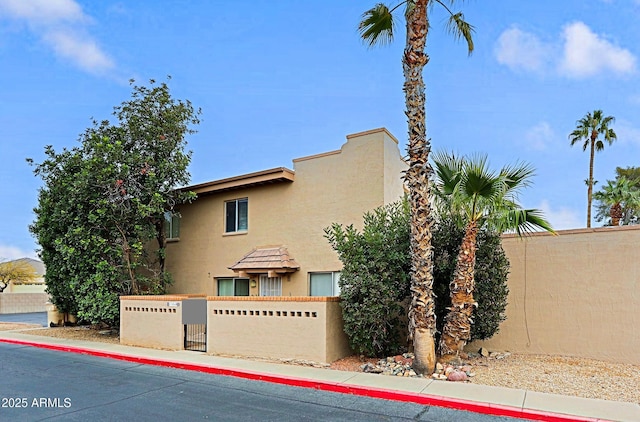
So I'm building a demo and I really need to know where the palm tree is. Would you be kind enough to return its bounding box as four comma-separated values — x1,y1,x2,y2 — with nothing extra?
359,1,474,374
593,177,640,226
432,151,555,362
569,110,617,228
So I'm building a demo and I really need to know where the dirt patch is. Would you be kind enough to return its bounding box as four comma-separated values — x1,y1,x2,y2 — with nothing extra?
11,325,120,344
0,322,42,331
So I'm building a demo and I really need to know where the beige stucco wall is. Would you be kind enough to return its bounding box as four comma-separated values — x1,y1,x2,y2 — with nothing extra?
120,296,193,350
469,226,640,364
165,128,407,296
0,293,49,314
9,277,46,293
207,296,352,363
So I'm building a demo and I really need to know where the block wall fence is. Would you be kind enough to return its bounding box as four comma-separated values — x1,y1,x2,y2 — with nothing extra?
0,293,49,314
119,295,352,363
469,225,640,365
207,296,351,363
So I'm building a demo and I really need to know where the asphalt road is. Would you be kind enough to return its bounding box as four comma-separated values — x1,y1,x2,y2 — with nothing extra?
0,312,47,326
0,342,529,422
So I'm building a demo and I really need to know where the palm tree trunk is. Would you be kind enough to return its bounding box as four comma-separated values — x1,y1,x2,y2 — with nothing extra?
587,134,596,228
438,221,478,362
403,0,436,375
610,202,622,226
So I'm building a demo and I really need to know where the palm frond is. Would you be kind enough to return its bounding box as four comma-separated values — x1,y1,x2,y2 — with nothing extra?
500,161,535,192
359,3,397,47
432,150,463,195
495,209,555,237
445,12,475,55
461,154,500,200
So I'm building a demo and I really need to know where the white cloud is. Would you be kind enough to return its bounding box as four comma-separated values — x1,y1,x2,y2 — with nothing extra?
495,26,551,73
614,119,640,145
0,0,85,24
524,121,556,151
0,0,113,74
0,244,38,261
537,200,583,230
44,29,114,71
495,21,636,79
559,22,636,78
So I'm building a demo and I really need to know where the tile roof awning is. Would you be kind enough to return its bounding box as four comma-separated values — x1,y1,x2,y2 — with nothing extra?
229,246,300,277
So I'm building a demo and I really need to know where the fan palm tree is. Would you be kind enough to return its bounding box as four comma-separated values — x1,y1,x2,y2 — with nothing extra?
359,0,474,375
432,151,555,362
593,177,640,226
569,110,617,228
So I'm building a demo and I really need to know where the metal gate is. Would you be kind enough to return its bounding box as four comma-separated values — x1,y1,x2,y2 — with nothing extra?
182,298,207,352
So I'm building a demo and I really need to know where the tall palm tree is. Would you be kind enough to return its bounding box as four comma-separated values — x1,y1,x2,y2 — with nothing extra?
432,151,555,362
359,1,474,374
569,110,617,228
593,177,640,226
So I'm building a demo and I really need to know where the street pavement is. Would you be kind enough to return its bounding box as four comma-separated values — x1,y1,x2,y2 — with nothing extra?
0,342,521,421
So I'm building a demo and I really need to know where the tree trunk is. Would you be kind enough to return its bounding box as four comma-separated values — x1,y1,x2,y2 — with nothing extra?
404,0,436,375
610,202,622,226
587,133,596,228
438,221,478,362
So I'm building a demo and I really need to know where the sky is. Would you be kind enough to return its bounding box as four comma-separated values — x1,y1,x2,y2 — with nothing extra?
1,0,639,260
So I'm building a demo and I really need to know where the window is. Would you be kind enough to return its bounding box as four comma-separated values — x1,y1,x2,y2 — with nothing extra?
225,198,248,233
164,211,180,239
309,272,341,296
217,278,250,296
259,275,282,296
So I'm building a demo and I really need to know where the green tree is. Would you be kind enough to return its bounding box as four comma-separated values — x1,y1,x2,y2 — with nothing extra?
593,177,640,226
0,259,38,293
432,151,554,362
615,166,640,184
325,200,411,357
29,79,200,325
569,110,617,228
359,0,474,374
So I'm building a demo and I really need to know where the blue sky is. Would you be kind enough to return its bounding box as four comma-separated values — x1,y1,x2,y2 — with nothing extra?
1,0,639,260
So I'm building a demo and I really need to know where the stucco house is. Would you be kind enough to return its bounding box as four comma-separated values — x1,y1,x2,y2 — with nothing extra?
165,128,407,297
1,258,46,293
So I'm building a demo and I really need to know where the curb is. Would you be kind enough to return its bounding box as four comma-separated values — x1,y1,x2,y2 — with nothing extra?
1,338,603,422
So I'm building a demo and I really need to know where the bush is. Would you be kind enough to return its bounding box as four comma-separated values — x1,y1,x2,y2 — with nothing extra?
325,200,411,357
326,201,510,357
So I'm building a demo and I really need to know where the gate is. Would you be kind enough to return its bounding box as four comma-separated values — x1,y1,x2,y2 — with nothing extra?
182,298,207,352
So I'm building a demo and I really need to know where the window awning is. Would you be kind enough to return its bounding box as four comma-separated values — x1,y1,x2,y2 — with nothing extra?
228,246,300,277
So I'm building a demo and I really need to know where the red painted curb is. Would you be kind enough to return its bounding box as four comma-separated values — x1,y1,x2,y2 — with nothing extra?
1,338,603,422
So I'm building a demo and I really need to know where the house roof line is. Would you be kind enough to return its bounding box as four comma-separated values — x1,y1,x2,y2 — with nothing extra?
185,167,295,195
180,127,398,195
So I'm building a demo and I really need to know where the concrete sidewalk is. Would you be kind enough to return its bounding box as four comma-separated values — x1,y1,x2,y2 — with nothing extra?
0,329,638,422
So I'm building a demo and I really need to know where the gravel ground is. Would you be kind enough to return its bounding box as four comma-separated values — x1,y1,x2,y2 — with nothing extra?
3,323,638,404
330,353,640,404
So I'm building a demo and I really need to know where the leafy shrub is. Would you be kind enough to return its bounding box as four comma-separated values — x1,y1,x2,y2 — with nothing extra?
327,200,510,357
325,200,411,357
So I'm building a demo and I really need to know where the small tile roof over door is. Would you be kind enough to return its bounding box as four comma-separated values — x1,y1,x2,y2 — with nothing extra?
228,246,300,274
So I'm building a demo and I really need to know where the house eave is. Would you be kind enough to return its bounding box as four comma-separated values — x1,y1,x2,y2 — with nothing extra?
184,167,295,196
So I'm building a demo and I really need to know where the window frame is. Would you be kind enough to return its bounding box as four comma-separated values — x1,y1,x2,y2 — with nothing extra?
309,271,341,297
224,198,248,234
259,275,282,296
164,211,180,240
217,277,250,296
